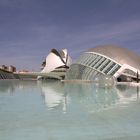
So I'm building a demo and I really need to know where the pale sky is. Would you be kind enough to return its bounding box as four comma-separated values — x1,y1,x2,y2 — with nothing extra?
0,0,140,71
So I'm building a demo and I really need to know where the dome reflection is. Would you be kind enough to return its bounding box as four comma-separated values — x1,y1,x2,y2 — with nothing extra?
39,81,139,113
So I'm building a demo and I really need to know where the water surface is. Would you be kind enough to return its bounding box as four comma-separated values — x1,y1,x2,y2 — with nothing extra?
0,80,140,140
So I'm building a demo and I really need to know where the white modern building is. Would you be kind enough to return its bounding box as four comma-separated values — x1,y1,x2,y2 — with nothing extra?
66,45,140,82
38,48,72,80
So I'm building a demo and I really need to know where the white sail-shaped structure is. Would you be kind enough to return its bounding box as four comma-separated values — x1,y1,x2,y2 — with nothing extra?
38,48,72,80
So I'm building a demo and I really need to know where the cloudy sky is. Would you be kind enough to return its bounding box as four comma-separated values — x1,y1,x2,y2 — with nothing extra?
0,0,140,71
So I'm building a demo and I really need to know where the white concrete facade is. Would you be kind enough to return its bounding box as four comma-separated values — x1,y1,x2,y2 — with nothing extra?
38,48,72,80
66,45,140,82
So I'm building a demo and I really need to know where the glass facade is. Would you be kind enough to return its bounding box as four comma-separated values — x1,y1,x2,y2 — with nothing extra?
66,52,121,80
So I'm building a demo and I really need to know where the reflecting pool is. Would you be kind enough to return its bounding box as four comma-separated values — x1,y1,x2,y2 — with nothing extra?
0,80,140,140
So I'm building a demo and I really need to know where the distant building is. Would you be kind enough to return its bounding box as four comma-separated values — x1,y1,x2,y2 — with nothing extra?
0,65,16,73
38,48,72,80
0,65,8,71
8,65,16,72
0,65,18,80
19,70,29,73
66,45,140,82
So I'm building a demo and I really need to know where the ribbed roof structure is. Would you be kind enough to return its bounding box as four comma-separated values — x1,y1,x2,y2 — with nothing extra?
88,45,140,70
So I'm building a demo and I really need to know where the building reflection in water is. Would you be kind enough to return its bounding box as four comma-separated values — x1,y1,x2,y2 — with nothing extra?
38,81,69,113
38,81,140,113
137,86,139,99
0,80,139,113
0,80,37,95
0,80,16,94
116,84,139,104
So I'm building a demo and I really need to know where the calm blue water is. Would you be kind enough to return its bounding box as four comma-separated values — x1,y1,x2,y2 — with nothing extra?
0,80,140,140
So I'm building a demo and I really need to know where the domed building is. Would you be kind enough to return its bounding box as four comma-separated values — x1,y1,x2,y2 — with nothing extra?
38,48,72,80
66,45,140,82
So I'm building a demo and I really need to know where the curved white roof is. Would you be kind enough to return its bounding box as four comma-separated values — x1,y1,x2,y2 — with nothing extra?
41,48,72,73
88,45,140,70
